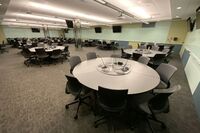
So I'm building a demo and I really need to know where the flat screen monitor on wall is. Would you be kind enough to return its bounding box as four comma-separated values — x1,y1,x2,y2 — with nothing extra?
112,26,121,33
142,22,156,28
95,27,102,33
31,28,40,33
66,20,73,28
187,17,196,31
196,8,200,29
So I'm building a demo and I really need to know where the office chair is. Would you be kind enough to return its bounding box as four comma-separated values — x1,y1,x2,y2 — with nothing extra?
94,86,128,131
138,85,181,133
50,49,63,64
151,46,159,51
22,48,36,67
149,54,166,68
62,46,70,59
162,48,170,54
156,63,177,89
121,48,131,59
35,48,49,67
132,53,142,61
138,56,150,65
65,75,91,119
139,44,146,49
69,56,81,74
86,52,97,60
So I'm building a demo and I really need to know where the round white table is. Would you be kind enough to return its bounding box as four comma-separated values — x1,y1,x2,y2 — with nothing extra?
124,48,164,58
73,57,160,94
29,46,65,52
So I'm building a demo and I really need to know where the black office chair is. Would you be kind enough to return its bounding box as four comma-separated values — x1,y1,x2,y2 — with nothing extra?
121,48,131,59
65,75,91,119
149,54,166,69
94,86,128,131
132,53,142,61
69,56,81,74
138,85,181,133
62,46,70,59
22,48,36,67
35,48,49,67
50,49,63,64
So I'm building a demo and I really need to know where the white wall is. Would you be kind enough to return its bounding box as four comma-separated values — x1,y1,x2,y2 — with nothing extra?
49,29,60,37
3,27,45,38
3,27,62,38
65,21,171,43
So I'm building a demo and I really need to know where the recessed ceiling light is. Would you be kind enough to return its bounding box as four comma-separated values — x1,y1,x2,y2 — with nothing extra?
176,16,179,18
0,3,2,6
177,7,182,10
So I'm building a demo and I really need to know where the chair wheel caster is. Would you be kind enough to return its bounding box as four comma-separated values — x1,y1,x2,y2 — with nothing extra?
74,115,78,120
161,123,166,129
65,105,69,109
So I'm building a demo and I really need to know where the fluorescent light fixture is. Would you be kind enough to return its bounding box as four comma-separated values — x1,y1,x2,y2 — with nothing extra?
117,0,151,19
14,13,65,22
95,0,106,4
29,2,112,23
177,7,182,10
130,7,151,19
1,22,66,29
176,16,179,18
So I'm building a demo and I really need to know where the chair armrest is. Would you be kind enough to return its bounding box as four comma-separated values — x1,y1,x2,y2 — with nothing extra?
153,85,181,94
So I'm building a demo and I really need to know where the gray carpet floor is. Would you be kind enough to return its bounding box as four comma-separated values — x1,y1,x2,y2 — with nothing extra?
0,45,200,133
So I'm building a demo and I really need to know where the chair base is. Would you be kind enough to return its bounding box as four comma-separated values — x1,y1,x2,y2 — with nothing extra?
65,95,91,120
146,116,167,133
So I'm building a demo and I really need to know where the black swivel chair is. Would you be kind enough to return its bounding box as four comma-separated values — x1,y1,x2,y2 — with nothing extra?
121,48,131,59
62,46,70,60
149,54,166,69
132,53,142,61
22,48,36,67
94,86,128,131
50,49,63,64
65,75,91,119
35,48,49,67
138,85,181,133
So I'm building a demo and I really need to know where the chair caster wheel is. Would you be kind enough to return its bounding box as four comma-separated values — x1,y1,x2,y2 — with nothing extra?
161,123,166,129
74,115,78,120
65,105,69,109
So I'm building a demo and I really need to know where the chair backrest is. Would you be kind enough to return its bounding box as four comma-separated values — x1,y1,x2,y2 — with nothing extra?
65,75,82,94
153,53,166,60
86,52,97,60
35,48,46,56
64,46,69,52
162,48,170,54
149,85,181,111
156,63,177,86
132,53,142,60
138,56,150,65
151,45,159,51
139,45,146,49
98,86,128,108
52,49,61,56
69,56,81,74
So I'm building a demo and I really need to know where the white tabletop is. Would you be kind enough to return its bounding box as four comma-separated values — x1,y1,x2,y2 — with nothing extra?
29,46,65,52
124,48,164,58
73,57,160,94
